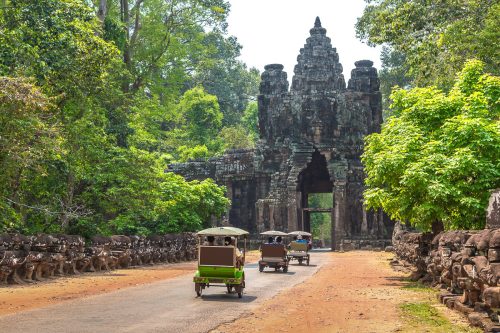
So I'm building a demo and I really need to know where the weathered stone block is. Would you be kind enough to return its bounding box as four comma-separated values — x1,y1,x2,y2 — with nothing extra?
487,190,500,229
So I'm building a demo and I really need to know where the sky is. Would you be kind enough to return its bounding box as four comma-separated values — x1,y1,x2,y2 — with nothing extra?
226,0,381,81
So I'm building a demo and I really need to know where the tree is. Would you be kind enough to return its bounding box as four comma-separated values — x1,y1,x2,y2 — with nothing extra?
0,0,119,99
176,145,210,162
174,86,223,150
190,33,260,126
378,46,413,115
96,0,231,93
356,0,500,90
0,77,59,231
308,193,332,244
0,0,232,236
219,125,255,150
362,60,500,231
0,0,122,233
242,101,259,142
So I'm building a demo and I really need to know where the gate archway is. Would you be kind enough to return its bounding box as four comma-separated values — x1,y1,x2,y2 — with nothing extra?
296,150,333,242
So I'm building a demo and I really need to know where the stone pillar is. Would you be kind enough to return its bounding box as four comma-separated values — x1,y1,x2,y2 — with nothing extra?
332,181,347,250
361,207,368,236
225,179,233,223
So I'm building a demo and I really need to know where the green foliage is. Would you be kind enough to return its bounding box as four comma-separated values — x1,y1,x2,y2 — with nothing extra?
378,46,413,115
175,86,222,148
0,0,237,236
0,0,119,99
190,33,260,126
362,60,500,231
0,77,59,231
308,194,332,242
242,101,259,142
177,145,210,162
219,125,255,150
356,0,500,90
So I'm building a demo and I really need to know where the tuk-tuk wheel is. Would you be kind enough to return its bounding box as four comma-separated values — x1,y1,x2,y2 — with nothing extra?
298,258,303,265
195,283,202,297
235,284,243,298
283,266,288,273
307,258,310,266
227,285,233,293
259,264,264,272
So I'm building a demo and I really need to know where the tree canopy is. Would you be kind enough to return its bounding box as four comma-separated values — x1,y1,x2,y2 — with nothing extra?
0,0,258,236
356,0,499,92
362,60,500,231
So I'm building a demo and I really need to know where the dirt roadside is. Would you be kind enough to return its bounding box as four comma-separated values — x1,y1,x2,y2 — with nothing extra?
0,250,261,316
212,251,476,333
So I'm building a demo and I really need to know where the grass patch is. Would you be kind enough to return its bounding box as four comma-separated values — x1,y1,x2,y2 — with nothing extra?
400,302,448,326
399,302,482,333
401,281,434,293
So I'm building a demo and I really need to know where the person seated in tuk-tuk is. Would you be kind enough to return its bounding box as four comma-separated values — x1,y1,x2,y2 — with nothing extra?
274,236,287,256
203,236,215,246
228,237,244,267
296,235,307,243
266,236,274,244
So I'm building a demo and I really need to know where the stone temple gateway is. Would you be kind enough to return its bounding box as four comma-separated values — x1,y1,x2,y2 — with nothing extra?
170,18,393,250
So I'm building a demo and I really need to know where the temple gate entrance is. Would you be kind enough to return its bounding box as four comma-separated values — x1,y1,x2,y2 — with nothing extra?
170,18,393,250
297,150,334,246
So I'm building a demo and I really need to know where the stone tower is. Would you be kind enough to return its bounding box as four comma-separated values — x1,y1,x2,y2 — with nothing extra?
169,18,393,249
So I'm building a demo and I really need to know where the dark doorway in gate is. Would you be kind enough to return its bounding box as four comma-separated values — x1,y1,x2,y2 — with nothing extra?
296,150,333,244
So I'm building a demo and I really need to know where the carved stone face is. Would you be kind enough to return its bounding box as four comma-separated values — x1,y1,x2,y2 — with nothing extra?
441,247,451,257
463,246,476,257
488,248,500,263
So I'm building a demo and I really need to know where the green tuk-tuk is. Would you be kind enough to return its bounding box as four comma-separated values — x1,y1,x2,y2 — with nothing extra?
193,227,248,298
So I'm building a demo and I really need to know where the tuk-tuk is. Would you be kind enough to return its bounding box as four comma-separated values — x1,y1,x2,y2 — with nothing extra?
193,227,248,298
258,230,289,273
287,231,311,265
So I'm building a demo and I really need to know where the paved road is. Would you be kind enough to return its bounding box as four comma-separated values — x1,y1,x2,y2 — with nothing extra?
0,251,328,333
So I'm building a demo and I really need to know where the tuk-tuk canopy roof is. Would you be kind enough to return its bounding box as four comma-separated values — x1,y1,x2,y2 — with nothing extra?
260,230,288,236
197,227,249,237
288,231,312,237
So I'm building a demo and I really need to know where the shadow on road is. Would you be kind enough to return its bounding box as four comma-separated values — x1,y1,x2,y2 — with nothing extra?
288,264,317,267
197,294,258,303
381,276,409,287
259,271,296,275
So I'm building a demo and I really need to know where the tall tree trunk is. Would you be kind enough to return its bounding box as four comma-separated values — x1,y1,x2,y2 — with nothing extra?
120,0,131,92
121,0,131,68
97,0,107,24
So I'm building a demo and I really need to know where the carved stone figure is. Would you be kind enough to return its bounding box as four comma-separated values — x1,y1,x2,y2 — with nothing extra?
0,232,198,285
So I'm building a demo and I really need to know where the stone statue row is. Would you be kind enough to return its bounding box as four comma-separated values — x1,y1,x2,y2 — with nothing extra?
0,233,197,285
393,225,500,328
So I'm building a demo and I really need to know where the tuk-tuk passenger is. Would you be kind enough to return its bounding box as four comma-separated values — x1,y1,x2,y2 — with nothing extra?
203,236,215,246
275,236,287,256
229,237,243,266
296,235,307,243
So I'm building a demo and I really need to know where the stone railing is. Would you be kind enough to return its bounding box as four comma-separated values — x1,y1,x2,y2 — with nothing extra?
0,233,197,285
392,225,500,332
